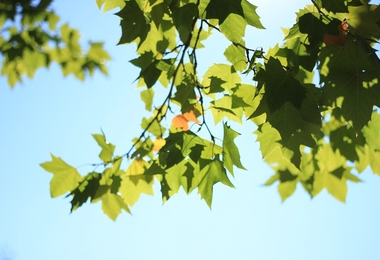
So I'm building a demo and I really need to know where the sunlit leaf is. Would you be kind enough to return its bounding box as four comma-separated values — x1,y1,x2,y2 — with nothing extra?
40,154,83,198
197,157,235,208
93,133,115,163
223,123,246,175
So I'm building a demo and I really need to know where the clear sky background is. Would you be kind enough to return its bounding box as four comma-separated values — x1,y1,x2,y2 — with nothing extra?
1,1,380,259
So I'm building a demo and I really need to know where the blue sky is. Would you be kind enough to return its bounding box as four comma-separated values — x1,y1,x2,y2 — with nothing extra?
1,1,380,259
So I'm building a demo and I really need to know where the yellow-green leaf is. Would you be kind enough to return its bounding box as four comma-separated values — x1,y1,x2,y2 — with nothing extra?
40,154,83,197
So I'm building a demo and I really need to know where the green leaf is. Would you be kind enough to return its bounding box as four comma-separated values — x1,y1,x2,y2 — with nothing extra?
255,57,307,114
298,12,325,49
223,123,246,175
219,14,247,43
116,0,150,45
92,133,115,162
120,159,154,207
279,169,298,182
130,52,161,88
210,96,244,124
224,43,247,72
319,40,380,132
40,154,83,198
205,0,264,29
159,132,185,168
202,64,241,93
172,3,198,43
197,157,235,208
264,173,279,186
326,172,348,202
362,111,380,150
171,77,197,112
317,0,348,13
140,88,154,111
254,122,282,159
164,160,188,197
93,186,130,221
347,4,380,38
330,125,359,161
278,180,297,202
182,162,196,193
205,76,225,94
69,172,101,211
96,0,125,12
267,102,302,142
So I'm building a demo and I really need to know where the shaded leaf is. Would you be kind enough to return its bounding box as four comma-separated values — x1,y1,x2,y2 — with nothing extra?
255,57,307,113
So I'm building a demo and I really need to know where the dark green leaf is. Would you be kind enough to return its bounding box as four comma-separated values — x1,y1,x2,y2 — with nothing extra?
255,57,307,113
116,0,150,44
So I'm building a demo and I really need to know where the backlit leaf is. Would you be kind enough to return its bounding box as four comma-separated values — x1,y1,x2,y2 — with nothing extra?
93,133,115,163
223,123,246,175
197,157,235,208
40,154,83,198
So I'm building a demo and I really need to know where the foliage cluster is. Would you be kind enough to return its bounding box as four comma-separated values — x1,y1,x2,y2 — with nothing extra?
0,0,110,86
2,0,380,220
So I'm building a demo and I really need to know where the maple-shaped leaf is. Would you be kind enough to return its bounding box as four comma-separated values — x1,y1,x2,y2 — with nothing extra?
210,95,246,124
282,24,319,71
224,43,247,72
255,57,307,114
202,64,241,93
298,13,326,49
205,0,263,29
171,77,198,112
254,122,282,159
69,172,101,212
172,3,198,43
40,154,83,197
120,159,154,207
323,170,349,203
356,145,380,175
130,52,161,88
278,180,297,202
362,111,380,151
116,0,150,45
158,132,185,168
163,160,189,197
317,0,348,13
92,133,115,163
223,123,246,175
347,4,380,39
93,185,130,221
96,0,125,12
267,102,304,142
319,39,380,132
197,157,235,208
140,88,154,111
330,125,360,161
